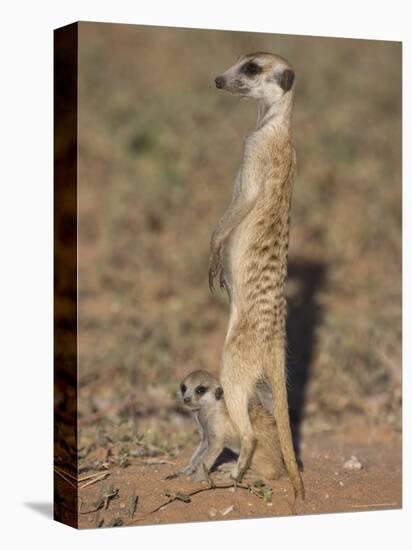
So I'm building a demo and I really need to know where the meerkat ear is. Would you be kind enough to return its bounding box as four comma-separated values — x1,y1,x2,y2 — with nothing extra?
277,68,295,92
215,386,224,400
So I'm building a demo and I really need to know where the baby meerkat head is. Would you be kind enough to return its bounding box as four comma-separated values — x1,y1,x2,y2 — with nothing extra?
178,370,223,412
214,52,295,102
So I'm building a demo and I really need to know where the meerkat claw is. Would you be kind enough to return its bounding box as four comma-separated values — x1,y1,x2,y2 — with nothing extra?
208,269,215,292
219,271,226,290
202,463,216,488
231,476,239,489
232,471,243,484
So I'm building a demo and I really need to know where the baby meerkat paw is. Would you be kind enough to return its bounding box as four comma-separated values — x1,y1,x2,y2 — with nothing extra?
166,464,199,480
191,467,207,483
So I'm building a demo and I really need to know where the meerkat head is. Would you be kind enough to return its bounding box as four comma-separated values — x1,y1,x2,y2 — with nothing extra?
178,370,224,412
214,52,295,102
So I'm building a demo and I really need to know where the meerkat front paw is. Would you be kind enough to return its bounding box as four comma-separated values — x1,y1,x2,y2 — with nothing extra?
208,250,223,292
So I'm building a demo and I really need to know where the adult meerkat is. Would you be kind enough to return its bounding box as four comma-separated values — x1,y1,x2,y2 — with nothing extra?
172,370,285,481
209,52,304,499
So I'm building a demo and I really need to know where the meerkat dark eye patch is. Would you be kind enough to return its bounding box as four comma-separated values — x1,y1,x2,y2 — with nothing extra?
215,386,224,400
195,385,208,396
277,68,295,92
242,61,262,76
180,383,187,395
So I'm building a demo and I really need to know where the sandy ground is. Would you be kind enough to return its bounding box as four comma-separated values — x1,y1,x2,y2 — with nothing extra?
76,416,401,528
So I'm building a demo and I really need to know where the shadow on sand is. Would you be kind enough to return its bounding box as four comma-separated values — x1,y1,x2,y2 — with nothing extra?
286,259,327,461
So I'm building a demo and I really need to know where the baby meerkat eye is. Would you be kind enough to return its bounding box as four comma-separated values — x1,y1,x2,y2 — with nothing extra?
242,61,261,76
180,383,187,394
195,385,208,396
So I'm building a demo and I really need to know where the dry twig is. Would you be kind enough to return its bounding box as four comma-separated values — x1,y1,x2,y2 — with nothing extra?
79,472,110,489
132,480,250,523
54,467,77,488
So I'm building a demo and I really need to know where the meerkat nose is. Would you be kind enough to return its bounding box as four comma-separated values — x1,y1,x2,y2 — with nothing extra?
215,76,225,89
184,397,191,404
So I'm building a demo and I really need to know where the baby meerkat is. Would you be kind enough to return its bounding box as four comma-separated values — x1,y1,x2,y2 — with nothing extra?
173,370,285,482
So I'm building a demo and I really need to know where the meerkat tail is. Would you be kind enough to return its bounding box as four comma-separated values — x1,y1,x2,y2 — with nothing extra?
269,338,305,500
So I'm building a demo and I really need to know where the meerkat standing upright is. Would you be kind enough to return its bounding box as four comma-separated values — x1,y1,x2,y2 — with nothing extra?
209,52,304,499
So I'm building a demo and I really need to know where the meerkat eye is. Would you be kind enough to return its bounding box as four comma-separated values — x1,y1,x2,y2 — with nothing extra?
243,61,261,76
195,385,207,396
180,383,187,394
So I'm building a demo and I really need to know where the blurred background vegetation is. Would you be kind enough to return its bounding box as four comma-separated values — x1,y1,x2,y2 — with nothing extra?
77,22,401,463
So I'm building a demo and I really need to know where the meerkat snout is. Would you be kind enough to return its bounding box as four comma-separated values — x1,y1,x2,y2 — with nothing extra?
215,75,225,89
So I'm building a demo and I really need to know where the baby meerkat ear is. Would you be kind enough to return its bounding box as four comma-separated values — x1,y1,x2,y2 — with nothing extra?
215,386,224,400
277,68,295,92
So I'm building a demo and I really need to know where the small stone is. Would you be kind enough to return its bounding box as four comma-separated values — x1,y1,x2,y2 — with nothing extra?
120,503,126,509
325,493,329,499
339,481,344,487
229,487,236,493
267,502,273,507
343,455,363,471
209,507,218,518
220,505,234,516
